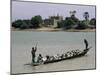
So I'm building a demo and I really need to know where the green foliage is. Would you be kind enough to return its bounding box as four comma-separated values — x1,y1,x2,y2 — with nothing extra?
66,18,75,25
69,10,79,24
57,18,76,29
70,16,79,24
12,20,23,28
57,20,65,28
90,18,96,25
31,15,42,28
22,20,33,28
12,19,33,29
23,20,30,25
12,11,95,30
20,22,28,29
12,15,43,29
64,18,76,29
75,21,88,29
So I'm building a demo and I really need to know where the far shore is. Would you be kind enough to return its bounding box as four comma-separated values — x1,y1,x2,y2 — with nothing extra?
12,27,96,32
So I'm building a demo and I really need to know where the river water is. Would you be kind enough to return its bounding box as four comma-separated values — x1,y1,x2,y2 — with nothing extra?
11,31,96,74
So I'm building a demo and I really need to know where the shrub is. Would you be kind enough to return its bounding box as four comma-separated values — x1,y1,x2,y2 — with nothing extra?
31,15,42,28
90,18,96,25
12,20,23,28
75,21,88,29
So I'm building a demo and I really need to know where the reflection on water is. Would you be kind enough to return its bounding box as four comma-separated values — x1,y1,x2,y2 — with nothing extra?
11,31,95,74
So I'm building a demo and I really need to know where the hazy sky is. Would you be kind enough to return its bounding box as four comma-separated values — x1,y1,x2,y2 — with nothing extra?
12,1,96,21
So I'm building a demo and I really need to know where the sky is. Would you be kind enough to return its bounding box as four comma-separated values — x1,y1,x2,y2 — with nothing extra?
12,1,96,21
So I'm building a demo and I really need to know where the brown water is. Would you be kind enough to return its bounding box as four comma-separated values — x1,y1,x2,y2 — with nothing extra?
11,31,95,74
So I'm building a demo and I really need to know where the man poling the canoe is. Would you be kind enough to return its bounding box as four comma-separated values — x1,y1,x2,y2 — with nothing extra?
31,42,37,63
84,39,88,49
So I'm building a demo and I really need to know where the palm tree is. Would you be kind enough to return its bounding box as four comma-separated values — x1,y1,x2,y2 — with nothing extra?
70,10,76,17
83,12,89,25
83,12,89,20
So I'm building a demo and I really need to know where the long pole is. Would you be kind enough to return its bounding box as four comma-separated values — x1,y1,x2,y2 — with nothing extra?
35,42,38,48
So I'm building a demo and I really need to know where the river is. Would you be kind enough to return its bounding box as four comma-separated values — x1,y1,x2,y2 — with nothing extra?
11,31,96,74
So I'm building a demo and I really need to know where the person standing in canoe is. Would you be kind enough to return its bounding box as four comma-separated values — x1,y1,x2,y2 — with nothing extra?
31,44,37,63
84,39,88,49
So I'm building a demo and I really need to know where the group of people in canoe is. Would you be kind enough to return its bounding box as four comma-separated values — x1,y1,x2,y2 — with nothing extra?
31,39,88,64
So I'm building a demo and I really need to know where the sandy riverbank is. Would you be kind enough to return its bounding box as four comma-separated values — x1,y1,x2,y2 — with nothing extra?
12,27,96,32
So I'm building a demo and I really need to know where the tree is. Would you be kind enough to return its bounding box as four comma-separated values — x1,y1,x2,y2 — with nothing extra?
83,12,89,25
83,12,89,20
22,19,33,28
12,20,23,28
59,17,75,29
57,17,76,29
70,16,79,24
20,22,28,29
57,20,65,28
75,21,88,29
65,18,75,29
90,18,96,25
31,15,42,28
69,10,79,24
70,10,76,17
23,19,30,25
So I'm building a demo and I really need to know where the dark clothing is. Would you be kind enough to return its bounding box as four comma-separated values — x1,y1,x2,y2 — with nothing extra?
32,58,35,63
84,39,88,49
31,50,36,57
31,47,37,63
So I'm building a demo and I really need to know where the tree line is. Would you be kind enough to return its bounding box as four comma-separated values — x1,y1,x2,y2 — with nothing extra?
12,11,96,30
57,11,96,29
12,15,42,29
